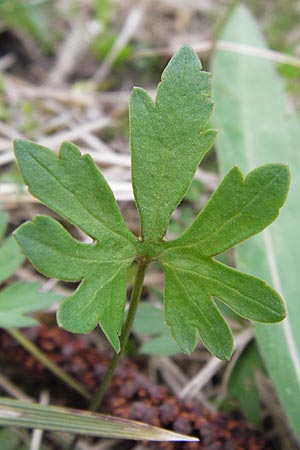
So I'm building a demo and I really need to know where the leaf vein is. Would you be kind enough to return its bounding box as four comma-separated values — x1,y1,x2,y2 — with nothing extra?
28,152,133,245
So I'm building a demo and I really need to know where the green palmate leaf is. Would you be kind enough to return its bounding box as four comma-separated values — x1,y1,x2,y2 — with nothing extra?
161,247,285,359
160,164,288,358
15,216,133,351
14,45,289,362
14,142,137,352
0,281,61,328
130,45,216,242
212,3,300,435
163,260,234,359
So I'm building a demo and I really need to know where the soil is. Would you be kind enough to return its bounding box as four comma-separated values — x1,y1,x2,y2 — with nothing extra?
1,325,268,450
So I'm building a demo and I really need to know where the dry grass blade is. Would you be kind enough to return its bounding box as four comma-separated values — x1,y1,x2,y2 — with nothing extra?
134,40,300,68
0,180,133,205
93,6,144,83
48,19,101,84
29,391,49,450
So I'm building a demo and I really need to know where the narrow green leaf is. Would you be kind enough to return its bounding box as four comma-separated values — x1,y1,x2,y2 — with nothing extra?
170,164,290,256
14,140,135,245
140,334,180,356
212,3,300,436
0,397,198,442
134,302,166,336
0,236,25,284
0,313,38,328
14,215,134,352
228,341,264,427
0,281,61,329
0,209,8,241
0,428,21,450
131,45,216,242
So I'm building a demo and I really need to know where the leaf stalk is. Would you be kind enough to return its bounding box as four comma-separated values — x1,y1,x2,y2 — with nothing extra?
90,258,149,411
68,258,148,450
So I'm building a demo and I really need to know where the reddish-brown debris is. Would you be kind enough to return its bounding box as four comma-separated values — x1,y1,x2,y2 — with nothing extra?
0,326,268,450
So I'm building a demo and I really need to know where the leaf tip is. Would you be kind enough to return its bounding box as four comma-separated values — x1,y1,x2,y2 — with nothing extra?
207,335,234,361
59,141,82,160
174,44,202,68
130,86,155,107
267,292,287,323
13,138,29,158
102,326,121,353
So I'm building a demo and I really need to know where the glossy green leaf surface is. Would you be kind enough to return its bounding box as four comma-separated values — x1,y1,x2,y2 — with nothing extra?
212,4,300,436
0,281,61,328
131,45,216,242
14,45,289,361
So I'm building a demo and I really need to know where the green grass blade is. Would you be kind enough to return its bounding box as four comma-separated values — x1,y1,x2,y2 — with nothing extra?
212,3,300,437
0,397,198,442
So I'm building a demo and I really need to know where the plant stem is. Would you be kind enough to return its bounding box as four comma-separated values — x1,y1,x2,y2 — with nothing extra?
7,328,91,401
68,258,148,450
90,258,148,411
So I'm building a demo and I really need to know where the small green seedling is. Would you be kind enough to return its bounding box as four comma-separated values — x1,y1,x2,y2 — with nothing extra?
0,208,60,328
0,206,92,401
133,302,181,356
13,46,289,367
